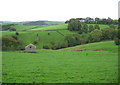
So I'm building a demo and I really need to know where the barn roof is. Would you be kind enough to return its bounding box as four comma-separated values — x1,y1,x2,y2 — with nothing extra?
25,43,36,48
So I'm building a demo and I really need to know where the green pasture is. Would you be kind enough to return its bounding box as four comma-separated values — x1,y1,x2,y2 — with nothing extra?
1,23,117,49
1,22,118,83
60,41,118,52
2,49,118,83
17,31,65,49
30,24,68,31
10,24,38,31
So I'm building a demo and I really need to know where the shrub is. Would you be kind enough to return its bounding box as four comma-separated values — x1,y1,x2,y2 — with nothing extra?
79,38,86,44
117,29,120,39
2,24,15,31
65,34,76,47
109,24,116,29
9,28,16,31
16,32,19,35
55,43,61,49
82,23,88,33
51,41,55,46
73,34,81,45
61,42,68,48
2,36,24,50
48,33,50,35
11,36,18,40
37,34,38,36
78,31,83,34
43,44,50,49
102,28,116,40
79,35,89,44
114,37,120,45
33,41,38,44
55,42,68,49
68,19,78,31
89,25,95,32
65,34,81,47
88,29,102,42
94,24,100,30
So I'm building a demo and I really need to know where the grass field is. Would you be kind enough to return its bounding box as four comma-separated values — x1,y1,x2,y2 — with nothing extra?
17,31,65,49
2,41,118,83
1,23,118,83
60,41,118,52
30,24,68,31
29,24,112,31
6,24,112,31
1,23,118,49
11,24,38,31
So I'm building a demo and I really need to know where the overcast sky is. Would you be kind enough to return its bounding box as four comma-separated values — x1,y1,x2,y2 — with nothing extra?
0,0,119,22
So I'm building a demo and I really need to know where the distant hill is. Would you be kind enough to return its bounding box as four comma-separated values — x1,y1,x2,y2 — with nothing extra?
1,21,65,31
0,21,23,24
23,21,65,25
0,20,65,25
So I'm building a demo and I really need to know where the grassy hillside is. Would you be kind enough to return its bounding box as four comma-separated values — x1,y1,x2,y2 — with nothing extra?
23,21,65,25
1,30,70,49
2,23,113,32
5,24,67,31
60,41,118,52
30,24,68,31
45,21,65,25
30,24,111,31
2,22,118,83
1,23,117,49
11,24,38,31
17,31,65,49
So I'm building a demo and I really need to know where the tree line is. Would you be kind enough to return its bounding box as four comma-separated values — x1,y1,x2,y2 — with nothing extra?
65,17,118,25
67,18,117,34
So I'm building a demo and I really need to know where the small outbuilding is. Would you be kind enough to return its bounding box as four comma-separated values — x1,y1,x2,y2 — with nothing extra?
25,44,36,53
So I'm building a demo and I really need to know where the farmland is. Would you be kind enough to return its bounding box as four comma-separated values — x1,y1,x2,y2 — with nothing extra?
1,22,119,83
2,41,118,83
1,23,116,49
60,41,118,52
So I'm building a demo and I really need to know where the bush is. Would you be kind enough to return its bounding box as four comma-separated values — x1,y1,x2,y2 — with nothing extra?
79,35,89,44
65,34,76,47
102,28,116,40
48,33,50,35
43,44,50,49
65,34,81,47
79,38,86,44
61,42,68,48
2,24,16,31
55,42,68,49
16,32,19,35
89,25,95,32
94,24,100,30
64,34,89,47
109,24,116,29
11,36,18,40
73,34,81,45
2,36,24,50
68,19,78,31
9,28,16,31
114,37,120,45
82,23,88,33
88,29,102,42
33,41,37,44
78,31,82,34
117,29,120,39
50,41,55,46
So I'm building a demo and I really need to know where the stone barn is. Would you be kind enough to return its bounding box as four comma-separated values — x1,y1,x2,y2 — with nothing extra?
25,44,36,53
